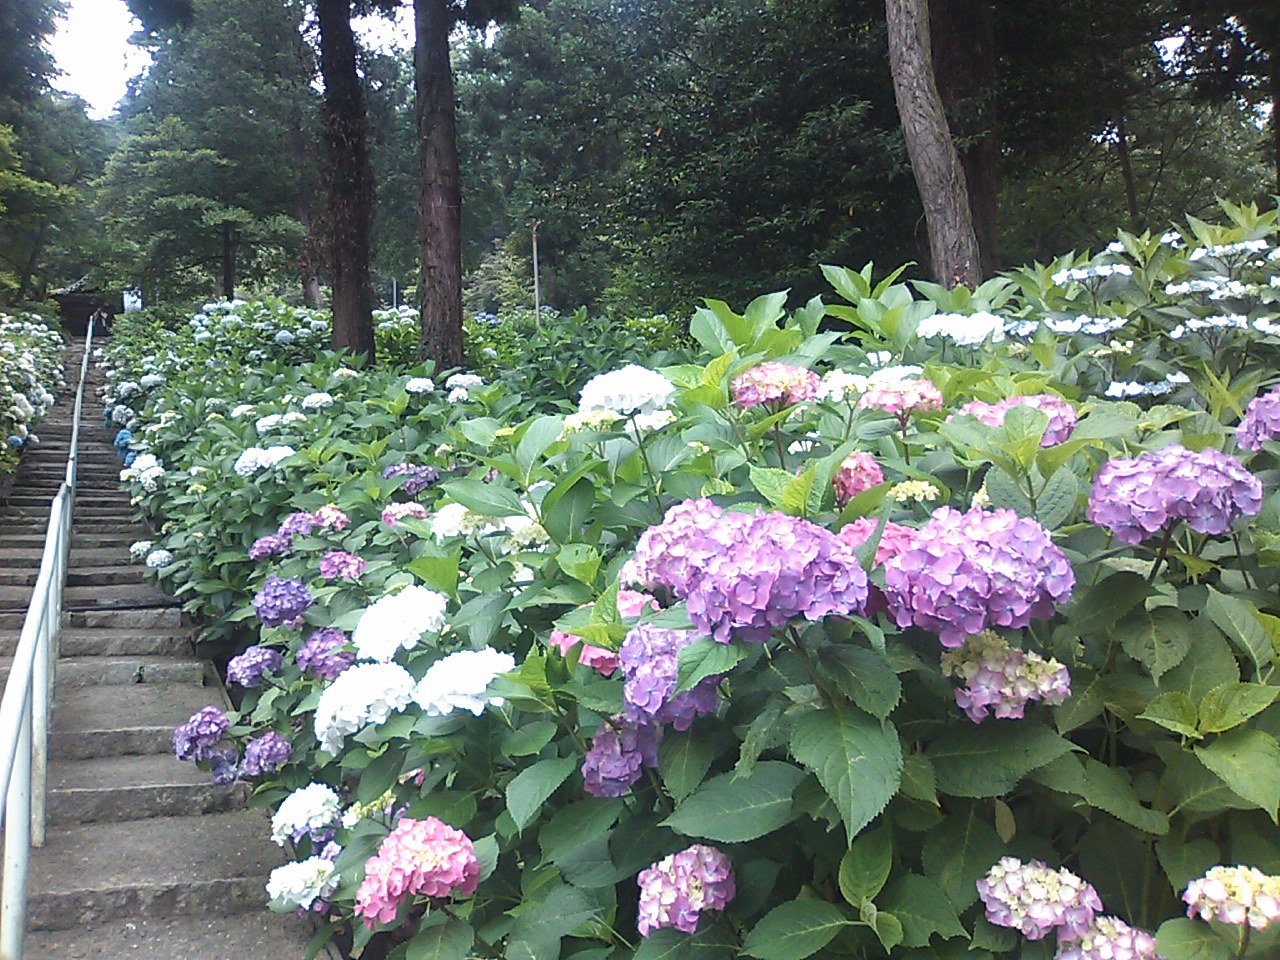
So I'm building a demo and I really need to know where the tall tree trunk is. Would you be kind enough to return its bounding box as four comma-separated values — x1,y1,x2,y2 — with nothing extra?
1270,51,1280,195
1114,116,1140,222
928,0,1000,276
221,221,237,299
317,0,375,359
885,0,981,288
17,221,47,302
414,0,464,368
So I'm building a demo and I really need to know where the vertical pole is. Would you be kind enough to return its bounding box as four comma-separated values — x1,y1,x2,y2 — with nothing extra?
1,700,33,958
30,605,48,850
393,278,398,309
530,219,541,332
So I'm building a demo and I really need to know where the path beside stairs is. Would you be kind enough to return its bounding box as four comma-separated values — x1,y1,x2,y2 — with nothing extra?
0,340,318,958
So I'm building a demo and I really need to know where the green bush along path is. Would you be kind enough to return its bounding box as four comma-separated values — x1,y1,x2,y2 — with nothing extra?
0,339,321,958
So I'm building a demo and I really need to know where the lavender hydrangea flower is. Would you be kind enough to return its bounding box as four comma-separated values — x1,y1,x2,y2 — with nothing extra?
207,744,239,785
319,550,366,580
253,577,312,627
623,501,869,644
241,731,293,778
883,507,1075,648
248,534,291,561
1184,865,1280,931
978,857,1103,941
277,511,319,539
582,717,661,797
1086,444,1262,545
941,631,1071,722
636,845,736,936
382,463,440,496
227,645,284,688
1238,386,1280,452
619,624,720,730
173,705,230,762
1056,916,1162,960
297,628,356,680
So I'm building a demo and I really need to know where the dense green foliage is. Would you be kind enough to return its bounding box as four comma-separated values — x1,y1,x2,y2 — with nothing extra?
101,208,1280,960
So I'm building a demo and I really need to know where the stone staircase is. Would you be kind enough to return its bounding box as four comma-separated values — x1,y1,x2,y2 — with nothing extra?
0,341,320,958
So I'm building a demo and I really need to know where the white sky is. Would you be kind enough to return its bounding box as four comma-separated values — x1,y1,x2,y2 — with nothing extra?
50,0,415,121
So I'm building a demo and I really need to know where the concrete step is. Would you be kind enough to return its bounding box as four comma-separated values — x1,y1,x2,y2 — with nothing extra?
67,566,152,586
48,753,247,825
26,810,288,931
64,606,183,629
52,682,217,759
0,627,192,658
0,655,202,687
24,912,321,959
64,583,175,608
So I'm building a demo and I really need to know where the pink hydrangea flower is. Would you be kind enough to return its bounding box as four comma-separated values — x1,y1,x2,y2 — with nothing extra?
833,452,884,507
941,631,1071,722
730,362,820,409
1184,865,1280,931
382,502,430,526
314,504,350,531
1056,915,1162,960
354,817,480,928
955,394,1078,446
637,845,736,936
319,550,366,580
834,517,915,568
977,857,1102,941
547,590,657,676
857,378,943,418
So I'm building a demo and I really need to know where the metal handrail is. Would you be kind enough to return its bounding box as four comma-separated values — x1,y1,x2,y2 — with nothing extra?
0,319,94,959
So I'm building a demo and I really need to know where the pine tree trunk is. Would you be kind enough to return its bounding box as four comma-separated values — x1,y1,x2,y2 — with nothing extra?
885,0,981,288
317,0,376,359
928,0,1000,276
414,0,464,369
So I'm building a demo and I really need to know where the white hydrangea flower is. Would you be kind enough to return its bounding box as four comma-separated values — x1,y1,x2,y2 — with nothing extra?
230,404,255,418
331,368,359,380
128,540,153,561
301,392,334,410
139,373,166,389
430,502,501,541
916,311,1005,346
445,373,484,402
816,370,868,404
270,783,341,846
314,662,416,754
404,377,435,395
233,445,296,477
352,585,450,662
1051,263,1133,285
867,364,923,386
145,549,173,568
413,648,516,717
577,364,677,432
255,414,283,434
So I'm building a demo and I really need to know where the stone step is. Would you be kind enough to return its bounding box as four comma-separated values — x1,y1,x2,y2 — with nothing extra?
52,681,217,759
0,655,202,687
26,810,287,931
0,564,152,589
24,912,321,959
64,582,175,608
0,627,192,658
48,753,247,825
64,605,183,629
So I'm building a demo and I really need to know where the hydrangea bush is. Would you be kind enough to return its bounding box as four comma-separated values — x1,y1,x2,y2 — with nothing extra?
106,205,1280,960
0,312,64,477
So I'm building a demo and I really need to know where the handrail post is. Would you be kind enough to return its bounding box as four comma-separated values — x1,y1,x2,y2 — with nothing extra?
1,697,33,958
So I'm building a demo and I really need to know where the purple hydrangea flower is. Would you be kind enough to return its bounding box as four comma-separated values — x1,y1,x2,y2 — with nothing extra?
1087,444,1262,545
297,628,356,680
636,845,736,936
208,744,239,785
173,705,230,762
241,731,293,777
382,463,441,496
1238,386,1280,452
955,394,1078,447
582,717,661,797
253,577,312,627
319,550,366,580
227,645,284,688
248,534,291,561
883,506,1075,648
623,501,869,644
1056,916,1162,960
277,511,319,539
619,624,720,731
941,631,1071,722
977,857,1103,941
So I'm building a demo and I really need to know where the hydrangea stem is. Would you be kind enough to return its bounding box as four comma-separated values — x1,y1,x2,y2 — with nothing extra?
1147,523,1176,584
630,413,665,517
